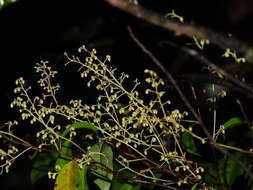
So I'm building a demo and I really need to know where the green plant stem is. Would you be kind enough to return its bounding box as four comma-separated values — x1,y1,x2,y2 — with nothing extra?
217,143,253,154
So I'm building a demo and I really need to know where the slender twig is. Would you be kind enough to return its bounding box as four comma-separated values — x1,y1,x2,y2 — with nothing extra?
181,73,253,99
104,140,178,176
133,179,179,190
0,130,78,160
236,99,253,145
127,26,253,181
190,85,202,119
180,47,253,95
217,143,253,155
90,160,180,190
127,26,212,140
105,0,253,60
161,40,253,100
236,99,250,124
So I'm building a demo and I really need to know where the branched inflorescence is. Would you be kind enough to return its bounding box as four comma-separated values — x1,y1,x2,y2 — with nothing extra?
0,46,205,186
62,45,205,185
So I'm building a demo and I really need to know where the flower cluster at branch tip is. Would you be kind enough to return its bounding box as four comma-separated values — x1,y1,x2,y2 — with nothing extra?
0,45,206,186
63,45,205,185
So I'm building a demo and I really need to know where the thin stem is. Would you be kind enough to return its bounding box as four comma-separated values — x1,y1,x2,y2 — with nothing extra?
127,25,253,181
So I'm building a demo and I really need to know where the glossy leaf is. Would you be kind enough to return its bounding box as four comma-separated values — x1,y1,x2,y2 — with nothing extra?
223,117,245,130
30,151,58,186
89,142,113,190
54,160,83,190
182,132,201,156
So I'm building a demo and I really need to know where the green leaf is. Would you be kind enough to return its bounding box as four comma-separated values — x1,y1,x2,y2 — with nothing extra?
119,184,133,190
54,160,83,190
201,152,245,187
30,151,58,186
132,185,141,190
112,163,141,190
112,178,133,190
190,183,199,190
223,117,245,130
62,121,97,137
55,122,97,171
89,142,113,190
200,162,218,187
0,0,18,10
182,132,201,156
55,139,72,172
218,152,245,185
80,164,90,190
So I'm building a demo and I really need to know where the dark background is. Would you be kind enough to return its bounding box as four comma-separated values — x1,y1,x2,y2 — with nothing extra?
1,0,253,118
1,0,253,189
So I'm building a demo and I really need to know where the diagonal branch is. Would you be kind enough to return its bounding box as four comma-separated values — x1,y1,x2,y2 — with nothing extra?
127,25,253,181
181,73,253,100
179,47,253,97
105,0,253,61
